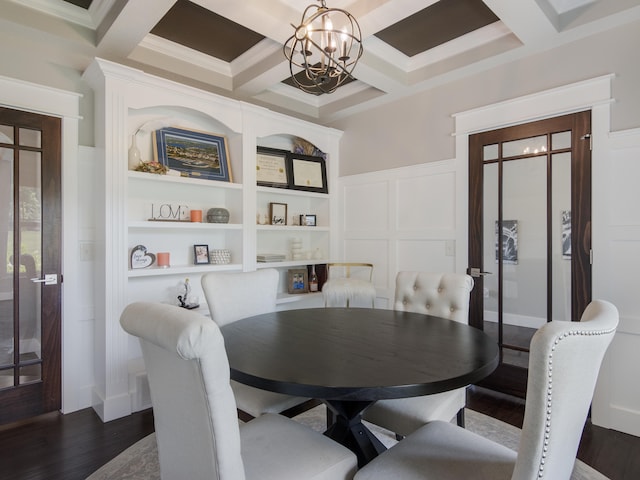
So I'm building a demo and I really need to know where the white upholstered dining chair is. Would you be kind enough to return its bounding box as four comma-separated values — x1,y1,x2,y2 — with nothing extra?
120,302,357,480
354,300,619,480
362,271,474,437
201,269,317,421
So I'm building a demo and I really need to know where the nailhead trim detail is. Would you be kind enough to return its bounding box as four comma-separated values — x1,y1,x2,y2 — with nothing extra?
536,325,616,478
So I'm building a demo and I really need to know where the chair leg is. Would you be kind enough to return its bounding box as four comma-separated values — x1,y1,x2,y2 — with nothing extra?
326,406,335,428
237,399,322,423
456,408,465,427
237,409,255,423
281,399,323,419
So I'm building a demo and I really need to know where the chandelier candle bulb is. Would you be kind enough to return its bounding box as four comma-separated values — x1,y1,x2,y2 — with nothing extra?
340,28,348,60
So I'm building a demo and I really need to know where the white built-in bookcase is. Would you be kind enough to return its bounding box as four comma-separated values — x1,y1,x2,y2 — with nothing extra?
83,58,341,421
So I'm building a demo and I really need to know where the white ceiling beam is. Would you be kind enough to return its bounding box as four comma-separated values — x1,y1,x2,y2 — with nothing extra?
483,0,558,43
95,0,176,58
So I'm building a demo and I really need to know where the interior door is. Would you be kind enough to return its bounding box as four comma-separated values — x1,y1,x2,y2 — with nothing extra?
468,111,591,397
0,106,62,424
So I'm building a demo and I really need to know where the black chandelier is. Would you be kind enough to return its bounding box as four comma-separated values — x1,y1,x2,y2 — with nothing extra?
283,0,363,94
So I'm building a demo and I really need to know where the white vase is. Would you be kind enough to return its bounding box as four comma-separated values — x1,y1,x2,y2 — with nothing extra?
128,135,141,170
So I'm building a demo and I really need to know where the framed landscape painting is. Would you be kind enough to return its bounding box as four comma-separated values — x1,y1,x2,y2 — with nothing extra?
154,127,232,182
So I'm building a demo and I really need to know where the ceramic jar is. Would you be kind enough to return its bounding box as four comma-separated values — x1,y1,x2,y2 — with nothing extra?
207,207,230,223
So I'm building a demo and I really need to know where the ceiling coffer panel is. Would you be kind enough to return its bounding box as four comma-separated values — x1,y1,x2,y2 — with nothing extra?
151,0,265,63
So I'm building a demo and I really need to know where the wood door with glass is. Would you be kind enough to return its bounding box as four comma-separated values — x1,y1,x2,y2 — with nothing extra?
0,107,62,424
468,111,591,397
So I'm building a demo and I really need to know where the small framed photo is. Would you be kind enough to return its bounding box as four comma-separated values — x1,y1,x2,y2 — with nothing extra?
289,153,328,194
299,214,317,226
288,268,309,294
257,147,291,189
193,244,210,264
270,202,288,225
153,127,232,182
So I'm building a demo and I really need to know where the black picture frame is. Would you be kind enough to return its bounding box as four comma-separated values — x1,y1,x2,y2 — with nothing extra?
193,244,210,264
256,146,291,189
288,153,328,194
300,214,317,226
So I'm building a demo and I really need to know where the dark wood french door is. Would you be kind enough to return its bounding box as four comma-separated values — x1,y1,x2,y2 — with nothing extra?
0,107,62,424
468,111,591,397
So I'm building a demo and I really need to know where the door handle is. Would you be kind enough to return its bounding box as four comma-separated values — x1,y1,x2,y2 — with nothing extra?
30,274,58,285
468,268,492,278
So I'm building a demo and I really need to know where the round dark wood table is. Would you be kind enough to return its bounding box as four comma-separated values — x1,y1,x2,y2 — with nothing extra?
220,307,499,466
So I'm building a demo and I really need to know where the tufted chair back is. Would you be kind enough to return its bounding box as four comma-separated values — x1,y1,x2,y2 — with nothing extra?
393,272,474,323
202,269,278,327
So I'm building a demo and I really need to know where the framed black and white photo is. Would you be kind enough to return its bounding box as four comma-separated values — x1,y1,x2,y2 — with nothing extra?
495,220,518,265
256,146,291,189
154,127,232,182
269,202,287,225
289,153,328,194
193,244,210,264
299,214,317,226
561,210,571,259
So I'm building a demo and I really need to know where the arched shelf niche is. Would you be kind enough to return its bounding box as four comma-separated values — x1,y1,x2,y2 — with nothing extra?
128,105,243,185
257,133,326,160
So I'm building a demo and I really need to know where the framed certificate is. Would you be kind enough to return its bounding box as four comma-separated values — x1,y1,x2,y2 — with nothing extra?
290,153,328,193
256,147,291,189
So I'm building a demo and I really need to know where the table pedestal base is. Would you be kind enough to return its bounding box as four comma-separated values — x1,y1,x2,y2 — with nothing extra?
323,400,386,467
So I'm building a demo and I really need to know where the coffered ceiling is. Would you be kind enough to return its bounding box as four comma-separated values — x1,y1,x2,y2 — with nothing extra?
7,0,640,124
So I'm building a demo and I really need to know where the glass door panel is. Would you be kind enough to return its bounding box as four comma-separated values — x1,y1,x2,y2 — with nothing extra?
482,162,499,346
0,145,14,382
18,149,43,384
502,135,547,157
500,156,548,369
552,151,572,322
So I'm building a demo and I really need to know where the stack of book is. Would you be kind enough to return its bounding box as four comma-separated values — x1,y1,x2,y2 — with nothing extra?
257,253,287,263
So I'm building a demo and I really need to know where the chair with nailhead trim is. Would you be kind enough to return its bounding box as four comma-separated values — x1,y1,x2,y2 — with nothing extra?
362,272,474,438
354,300,619,480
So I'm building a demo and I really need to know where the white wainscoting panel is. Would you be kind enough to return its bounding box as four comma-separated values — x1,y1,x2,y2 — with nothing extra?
397,239,455,273
591,127,640,436
343,181,390,232
396,172,456,231
338,161,458,305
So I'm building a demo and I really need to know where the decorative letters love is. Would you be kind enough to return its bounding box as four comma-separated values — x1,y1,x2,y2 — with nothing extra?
149,203,189,221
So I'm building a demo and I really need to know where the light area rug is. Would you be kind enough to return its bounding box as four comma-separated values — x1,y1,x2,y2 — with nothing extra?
86,406,608,479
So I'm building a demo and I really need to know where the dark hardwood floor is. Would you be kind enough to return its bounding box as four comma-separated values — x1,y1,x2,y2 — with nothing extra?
1,386,639,479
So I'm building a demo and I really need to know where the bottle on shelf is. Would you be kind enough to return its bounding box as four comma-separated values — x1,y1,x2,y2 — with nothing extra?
309,265,319,292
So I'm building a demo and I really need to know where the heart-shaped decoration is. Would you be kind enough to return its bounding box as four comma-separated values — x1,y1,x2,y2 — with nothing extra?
130,245,156,269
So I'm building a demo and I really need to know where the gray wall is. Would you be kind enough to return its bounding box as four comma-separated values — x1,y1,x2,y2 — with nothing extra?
330,19,640,176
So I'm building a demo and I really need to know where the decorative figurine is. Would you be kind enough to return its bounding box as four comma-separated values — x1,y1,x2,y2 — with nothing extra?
177,277,199,309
